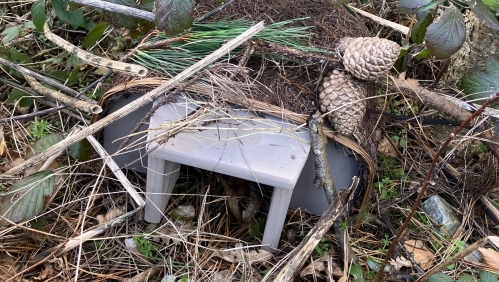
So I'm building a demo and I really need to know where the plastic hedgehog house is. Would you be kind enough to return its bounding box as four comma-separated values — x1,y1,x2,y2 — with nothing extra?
102,18,401,250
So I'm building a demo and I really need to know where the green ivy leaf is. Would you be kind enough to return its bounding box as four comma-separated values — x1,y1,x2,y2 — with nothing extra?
155,0,195,35
81,22,108,48
399,0,444,14
52,0,85,29
480,270,499,282
68,139,93,161
7,88,34,108
460,59,499,100
27,133,64,157
1,26,21,44
412,13,434,44
427,272,453,282
425,6,466,59
31,0,46,31
470,0,499,30
0,170,55,223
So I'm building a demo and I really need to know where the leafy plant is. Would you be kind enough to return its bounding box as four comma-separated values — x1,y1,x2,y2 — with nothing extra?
381,234,391,251
391,129,408,148
133,235,158,258
313,237,330,258
374,177,400,200
30,119,52,139
399,0,499,60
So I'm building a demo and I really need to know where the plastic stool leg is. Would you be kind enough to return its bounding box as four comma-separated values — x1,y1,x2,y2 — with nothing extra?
261,187,293,252
144,155,180,223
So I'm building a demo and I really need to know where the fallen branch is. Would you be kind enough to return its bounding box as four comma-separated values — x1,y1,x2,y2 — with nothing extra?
0,77,90,124
1,21,266,177
24,75,102,114
308,111,336,200
266,178,358,282
68,0,154,21
43,22,148,77
0,57,89,101
308,111,358,267
346,5,410,35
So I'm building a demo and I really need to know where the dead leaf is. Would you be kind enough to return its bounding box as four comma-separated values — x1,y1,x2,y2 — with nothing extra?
300,251,340,277
220,177,247,224
96,205,126,224
337,275,348,282
242,192,261,223
479,247,499,271
301,259,326,277
213,243,272,265
377,136,398,158
169,205,195,224
0,251,21,278
159,221,194,245
404,240,435,270
391,256,412,271
32,262,53,280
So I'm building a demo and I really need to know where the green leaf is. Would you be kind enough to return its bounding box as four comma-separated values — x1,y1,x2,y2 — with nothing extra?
366,257,381,272
0,170,55,223
470,0,499,30
460,59,499,99
483,0,499,12
68,139,93,161
27,133,64,157
23,21,37,30
31,0,46,31
399,0,444,14
7,88,34,108
349,264,364,280
0,49,32,78
155,0,195,35
425,6,466,59
427,272,453,282
412,13,434,44
65,55,84,70
2,26,21,44
81,22,108,48
52,0,85,29
481,271,499,282
9,50,32,64
457,273,473,282
413,48,431,59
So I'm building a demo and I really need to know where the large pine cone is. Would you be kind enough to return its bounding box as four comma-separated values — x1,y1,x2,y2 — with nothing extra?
318,70,367,136
340,37,400,81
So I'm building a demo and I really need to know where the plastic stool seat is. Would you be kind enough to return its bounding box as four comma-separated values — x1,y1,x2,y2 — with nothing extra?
144,98,311,251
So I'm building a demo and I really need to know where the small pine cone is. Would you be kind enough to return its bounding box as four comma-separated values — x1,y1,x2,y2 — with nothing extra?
342,37,400,81
318,70,367,136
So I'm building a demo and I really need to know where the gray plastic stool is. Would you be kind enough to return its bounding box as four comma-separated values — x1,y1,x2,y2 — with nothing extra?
144,98,311,251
